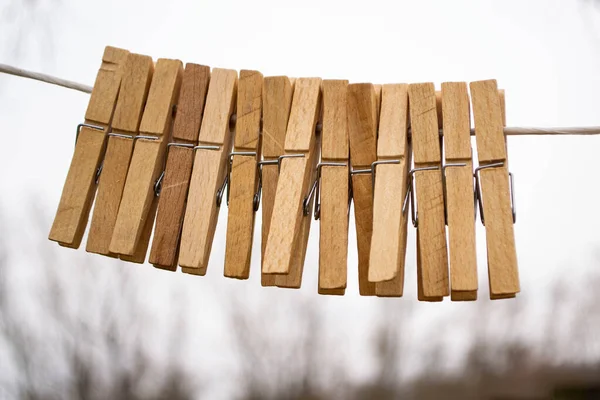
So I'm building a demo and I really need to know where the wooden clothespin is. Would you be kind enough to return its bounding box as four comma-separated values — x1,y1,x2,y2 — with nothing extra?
86,53,154,256
49,46,129,248
260,77,294,287
108,59,183,262
179,68,238,275
408,83,449,301
262,78,322,288
148,63,210,270
224,70,264,279
347,83,380,296
369,84,410,297
470,79,519,299
441,82,478,301
317,80,349,295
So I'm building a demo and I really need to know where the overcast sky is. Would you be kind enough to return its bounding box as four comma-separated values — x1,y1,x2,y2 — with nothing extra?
2,0,600,397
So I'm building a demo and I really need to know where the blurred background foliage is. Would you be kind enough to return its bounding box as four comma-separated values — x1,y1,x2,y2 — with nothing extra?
1,205,600,399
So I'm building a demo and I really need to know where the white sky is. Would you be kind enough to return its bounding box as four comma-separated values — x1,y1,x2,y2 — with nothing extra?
2,0,600,398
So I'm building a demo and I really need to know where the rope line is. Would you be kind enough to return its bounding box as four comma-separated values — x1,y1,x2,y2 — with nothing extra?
0,63,92,93
1,63,599,136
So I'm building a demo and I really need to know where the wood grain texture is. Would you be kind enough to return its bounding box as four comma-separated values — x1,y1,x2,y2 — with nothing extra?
224,155,258,279
471,80,519,298
260,163,280,287
263,78,321,277
150,64,211,270
347,83,378,296
376,84,408,159
374,85,410,297
86,137,135,255
150,146,195,270
374,167,410,297
284,78,321,152
321,80,349,160
445,164,477,300
49,46,129,247
234,70,263,150
480,167,519,297
262,77,293,158
488,90,515,301
274,134,319,288
409,83,441,165
180,149,229,274
442,82,477,301
347,84,377,168
86,53,154,256
83,46,130,125
179,69,237,274
318,79,350,295
470,80,506,163
318,165,349,294
198,68,238,145
414,172,449,298
108,139,163,255
223,70,263,279
416,229,443,302
442,82,471,161
262,157,309,275
111,54,154,134
110,59,183,257
171,64,210,142
435,90,443,129
261,76,294,286
350,173,376,296
119,194,158,264
409,82,449,299
370,84,409,291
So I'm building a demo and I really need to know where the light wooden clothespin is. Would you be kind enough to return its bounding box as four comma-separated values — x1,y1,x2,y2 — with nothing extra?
262,78,322,288
179,68,238,275
224,70,264,279
347,83,380,296
470,79,519,299
441,82,478,301
49,46,129,248
408,83,449,301
260,76,294,287
369,84,410,297
149,63,210,270
109,59,183,262
317,80,350,295
86,53,154,257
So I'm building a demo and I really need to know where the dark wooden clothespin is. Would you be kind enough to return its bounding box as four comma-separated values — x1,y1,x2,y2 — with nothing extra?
149,63,210,270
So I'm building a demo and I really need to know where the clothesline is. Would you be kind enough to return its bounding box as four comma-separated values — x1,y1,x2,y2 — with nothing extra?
2,62,599,136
